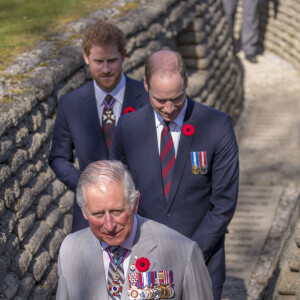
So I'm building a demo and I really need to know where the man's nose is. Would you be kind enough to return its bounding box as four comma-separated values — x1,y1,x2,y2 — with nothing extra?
104,214,115,231
164,101,175,113
102,61,111,73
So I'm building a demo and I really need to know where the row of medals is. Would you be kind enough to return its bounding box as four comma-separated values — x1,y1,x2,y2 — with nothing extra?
192,165,207,175
128,285,175,299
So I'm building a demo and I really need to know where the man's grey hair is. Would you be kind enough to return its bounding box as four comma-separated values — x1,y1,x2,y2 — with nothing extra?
76,160,138,214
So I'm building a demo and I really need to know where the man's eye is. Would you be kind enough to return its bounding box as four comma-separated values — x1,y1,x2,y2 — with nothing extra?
94,213,104,219
156,99,166,104
111,211,123,216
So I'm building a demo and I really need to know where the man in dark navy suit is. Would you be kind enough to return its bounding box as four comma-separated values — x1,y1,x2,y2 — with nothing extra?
111,50,239,300
49,22,149,232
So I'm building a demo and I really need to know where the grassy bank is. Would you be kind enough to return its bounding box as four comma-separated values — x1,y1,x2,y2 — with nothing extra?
0,0,113,70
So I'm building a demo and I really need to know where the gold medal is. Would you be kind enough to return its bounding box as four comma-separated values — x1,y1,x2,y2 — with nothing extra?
146,288,154,299
157,286,164,298
107,110,111,120
159,286,168,299
192,166,200,175
163,286,170,298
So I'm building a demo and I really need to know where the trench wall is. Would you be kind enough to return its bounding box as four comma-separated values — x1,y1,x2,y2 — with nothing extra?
234,0,300,298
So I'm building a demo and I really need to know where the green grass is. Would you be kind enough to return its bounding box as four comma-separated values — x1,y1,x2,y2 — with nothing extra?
0,0,114,69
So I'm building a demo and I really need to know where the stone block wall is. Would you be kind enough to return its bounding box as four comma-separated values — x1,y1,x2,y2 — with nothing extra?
0,0,243,298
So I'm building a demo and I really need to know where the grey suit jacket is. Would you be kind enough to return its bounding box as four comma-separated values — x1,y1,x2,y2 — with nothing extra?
56,215,213,300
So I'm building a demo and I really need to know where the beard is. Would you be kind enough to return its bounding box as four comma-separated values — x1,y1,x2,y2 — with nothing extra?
90,69,122,93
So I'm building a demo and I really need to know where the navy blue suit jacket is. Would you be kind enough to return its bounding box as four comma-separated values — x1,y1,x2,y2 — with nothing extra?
110,98,239,289
49,76,149,231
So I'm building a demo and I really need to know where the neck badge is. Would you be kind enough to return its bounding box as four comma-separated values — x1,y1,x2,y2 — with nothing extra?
106,247,128,296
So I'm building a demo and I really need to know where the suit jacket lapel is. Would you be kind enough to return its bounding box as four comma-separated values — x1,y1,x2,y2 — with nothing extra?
83,229,108,299
121,76,146,113
167,98,197,209
121,216,158,299
81,82,108,157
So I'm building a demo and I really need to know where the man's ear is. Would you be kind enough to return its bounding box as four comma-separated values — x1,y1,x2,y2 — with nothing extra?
144,78,149,92
83,52,90,65
133,191,140,214
121,49,127,62
82,208,88,220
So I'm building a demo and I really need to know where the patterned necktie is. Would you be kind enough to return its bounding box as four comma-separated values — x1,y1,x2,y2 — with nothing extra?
160,122,175,201
107,246,125,299
102,94,116,153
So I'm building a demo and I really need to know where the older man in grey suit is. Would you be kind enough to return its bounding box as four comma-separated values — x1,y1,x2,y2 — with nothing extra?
56,160,213,300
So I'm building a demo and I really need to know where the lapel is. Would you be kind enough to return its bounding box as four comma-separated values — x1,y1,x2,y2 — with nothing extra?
122,216,158,299
80,82,108,157
166,98,197,209
121,76,145,113
82,229,108,299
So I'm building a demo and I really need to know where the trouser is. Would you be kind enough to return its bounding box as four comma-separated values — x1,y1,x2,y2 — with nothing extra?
206,236,226,300
222,0,259,56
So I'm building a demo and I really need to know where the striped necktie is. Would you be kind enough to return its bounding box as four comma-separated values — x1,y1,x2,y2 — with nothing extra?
107,246,126,299
102,94,116,153
160,122,175,201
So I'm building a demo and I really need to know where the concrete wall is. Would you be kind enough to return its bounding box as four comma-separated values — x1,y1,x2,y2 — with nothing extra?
0,0,243,298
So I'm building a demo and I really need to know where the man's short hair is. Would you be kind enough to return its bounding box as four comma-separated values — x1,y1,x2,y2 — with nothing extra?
76,160,137,214
82,22,127,56
144,50,188,88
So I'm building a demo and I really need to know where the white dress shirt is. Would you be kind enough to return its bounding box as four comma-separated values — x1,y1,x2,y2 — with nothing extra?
94,74,126,126
154,99,188,157
101,214,138,281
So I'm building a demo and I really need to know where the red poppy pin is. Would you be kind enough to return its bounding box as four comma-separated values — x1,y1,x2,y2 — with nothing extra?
135,257,150,272
124,107,135,114
182,124,195,136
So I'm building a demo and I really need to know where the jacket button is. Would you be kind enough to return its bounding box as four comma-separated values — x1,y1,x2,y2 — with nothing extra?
166,212,171,217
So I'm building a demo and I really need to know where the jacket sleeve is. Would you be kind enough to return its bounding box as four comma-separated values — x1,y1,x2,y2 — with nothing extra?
56,246,70,300
49,99,81,193
192,115,239,261
182,242,214,299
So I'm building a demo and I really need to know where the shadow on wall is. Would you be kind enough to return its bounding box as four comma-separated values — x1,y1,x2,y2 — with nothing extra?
258,0,279,54
222,276,247,300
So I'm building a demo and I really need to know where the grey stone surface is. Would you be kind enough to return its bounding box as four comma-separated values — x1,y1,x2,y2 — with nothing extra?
222,51,300,299
32,249,51,282
18,211,36,241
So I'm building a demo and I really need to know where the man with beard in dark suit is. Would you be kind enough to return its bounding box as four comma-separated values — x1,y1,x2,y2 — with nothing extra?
49,22,149,232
